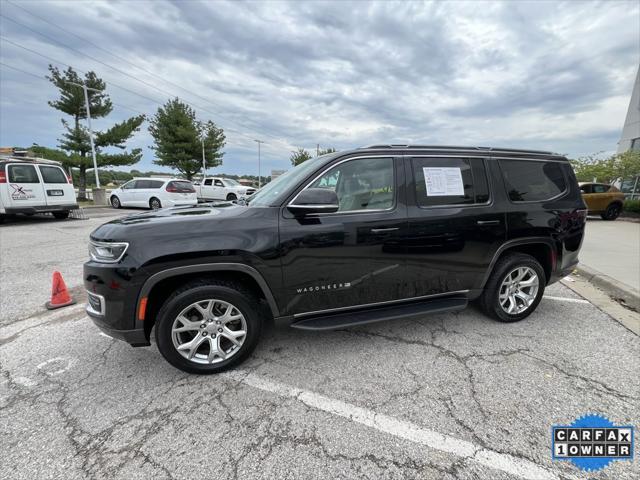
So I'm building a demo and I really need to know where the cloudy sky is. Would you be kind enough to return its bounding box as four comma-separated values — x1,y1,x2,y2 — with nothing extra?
1,0,638,176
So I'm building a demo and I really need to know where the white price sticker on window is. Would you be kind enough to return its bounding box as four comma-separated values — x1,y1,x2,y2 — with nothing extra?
423,167,464,196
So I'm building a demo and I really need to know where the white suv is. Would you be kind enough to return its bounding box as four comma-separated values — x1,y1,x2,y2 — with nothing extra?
195,177,256,201
110,178,197,210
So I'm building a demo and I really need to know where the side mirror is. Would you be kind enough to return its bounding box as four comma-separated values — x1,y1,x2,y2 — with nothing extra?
287,188,339,216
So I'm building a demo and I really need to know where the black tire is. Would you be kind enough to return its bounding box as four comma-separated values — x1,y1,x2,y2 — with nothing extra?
600,203,621,221
52,211,69,220
480,253,546,322
226,193,237,201
149,197,162,210
110,196,121,209
155,279,262,374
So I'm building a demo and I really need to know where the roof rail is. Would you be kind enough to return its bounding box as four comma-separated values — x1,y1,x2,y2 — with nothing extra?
358,144,558,156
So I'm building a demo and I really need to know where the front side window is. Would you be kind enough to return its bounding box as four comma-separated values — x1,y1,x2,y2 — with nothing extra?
499,159,566,202
214,179,224,187
39,166,67,184
8,164,40,183
308,157,394,212
592,184,609,194
579,184,592,194
412,157,489,207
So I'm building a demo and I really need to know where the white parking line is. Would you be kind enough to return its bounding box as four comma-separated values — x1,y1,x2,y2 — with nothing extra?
225,370,570,480
543,295,590,304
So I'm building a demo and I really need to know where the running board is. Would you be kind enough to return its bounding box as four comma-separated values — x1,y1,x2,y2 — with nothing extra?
290,296,468,331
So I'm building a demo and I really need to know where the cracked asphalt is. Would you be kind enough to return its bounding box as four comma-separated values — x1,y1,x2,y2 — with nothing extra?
1,210,639,479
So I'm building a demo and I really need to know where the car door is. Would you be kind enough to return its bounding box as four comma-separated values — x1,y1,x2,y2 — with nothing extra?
279,155,409,316
201,178,214,199
404,155,505,297
213,179,226,199
133,180,154,207
5,163,47,209
37,165,74,206
118,180,138,206
592,184,611,211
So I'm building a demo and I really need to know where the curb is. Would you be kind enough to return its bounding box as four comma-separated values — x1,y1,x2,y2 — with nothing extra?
573,264,640,311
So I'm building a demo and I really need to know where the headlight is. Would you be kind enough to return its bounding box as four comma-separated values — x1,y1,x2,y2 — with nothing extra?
89,240,129,263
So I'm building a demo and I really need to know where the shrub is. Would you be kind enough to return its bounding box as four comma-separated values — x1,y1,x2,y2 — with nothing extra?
623,199,640,213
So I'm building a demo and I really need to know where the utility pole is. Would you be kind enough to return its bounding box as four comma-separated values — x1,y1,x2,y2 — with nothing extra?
201,136,206,177
68,81,102,188
254,139,265,188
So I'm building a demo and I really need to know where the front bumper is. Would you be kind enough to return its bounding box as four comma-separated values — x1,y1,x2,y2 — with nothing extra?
84,262,150,347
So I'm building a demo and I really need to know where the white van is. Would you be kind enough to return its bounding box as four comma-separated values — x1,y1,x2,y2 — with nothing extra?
0,159,77,221
109,178,198,209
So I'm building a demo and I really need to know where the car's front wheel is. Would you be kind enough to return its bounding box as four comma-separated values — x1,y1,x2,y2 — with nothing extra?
480,253,545,322
110,196,121,209
226,193,237,201
155,279,262,374
600,203,621,221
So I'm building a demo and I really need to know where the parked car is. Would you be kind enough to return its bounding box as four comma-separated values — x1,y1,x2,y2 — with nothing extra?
85,145,587,374
109,178,197,210
578,182,625,220
0,158,77,222
195,177,256,202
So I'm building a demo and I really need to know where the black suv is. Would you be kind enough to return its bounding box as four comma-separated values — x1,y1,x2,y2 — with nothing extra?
84,146,586,374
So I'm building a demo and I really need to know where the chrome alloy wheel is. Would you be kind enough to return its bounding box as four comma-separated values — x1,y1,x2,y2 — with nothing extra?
171,299,247,364
498,266,539,315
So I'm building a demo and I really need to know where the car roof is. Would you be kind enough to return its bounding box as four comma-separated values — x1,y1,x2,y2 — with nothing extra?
132,177,186,181
349,145,567,161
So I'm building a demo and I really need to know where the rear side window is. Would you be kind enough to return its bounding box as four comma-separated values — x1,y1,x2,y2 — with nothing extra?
592,184,610,193
39,166,67,183
579,184,592,194
8,164,40,183
149,180,164,189
499,159,567,202
167,181,195,192
412,157,489,207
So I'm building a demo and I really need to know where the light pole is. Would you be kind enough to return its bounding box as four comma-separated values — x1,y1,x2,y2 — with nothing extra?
68,81,102,188
254,139,265,188
201,136,206,177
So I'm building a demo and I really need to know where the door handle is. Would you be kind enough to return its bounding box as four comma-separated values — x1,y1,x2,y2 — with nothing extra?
476,220,500,226
370,227,399,233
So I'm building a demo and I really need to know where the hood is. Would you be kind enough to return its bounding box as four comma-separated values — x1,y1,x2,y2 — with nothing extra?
91,202,247,241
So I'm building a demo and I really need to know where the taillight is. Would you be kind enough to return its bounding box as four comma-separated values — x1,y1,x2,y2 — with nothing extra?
0,171,6,183
166,185,178,192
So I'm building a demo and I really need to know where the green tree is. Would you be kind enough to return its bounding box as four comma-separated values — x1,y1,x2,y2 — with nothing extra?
571,151,640,183
45,65,145,200
317,147,336,156
148,98,225,180
290,147,312,166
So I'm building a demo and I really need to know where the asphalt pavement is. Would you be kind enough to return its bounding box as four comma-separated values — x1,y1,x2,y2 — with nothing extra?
1,208,639,480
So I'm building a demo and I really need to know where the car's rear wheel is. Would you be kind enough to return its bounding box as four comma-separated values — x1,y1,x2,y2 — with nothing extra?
226,193,237,201
155,279,262,374
149,197,162,210
480,253,545,322
52,211,69,220
600,203,621,221
110,196,121,209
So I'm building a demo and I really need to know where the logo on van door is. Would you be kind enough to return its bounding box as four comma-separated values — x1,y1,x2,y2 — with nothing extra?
10,184,35,200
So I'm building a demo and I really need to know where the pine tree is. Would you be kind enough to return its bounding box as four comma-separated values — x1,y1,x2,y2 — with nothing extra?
149,98,226,180
45,65,145,200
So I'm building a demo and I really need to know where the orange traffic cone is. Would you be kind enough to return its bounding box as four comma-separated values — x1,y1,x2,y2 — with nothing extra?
45,271,76,310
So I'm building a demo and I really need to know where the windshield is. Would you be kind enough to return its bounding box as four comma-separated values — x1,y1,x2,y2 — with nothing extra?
248,157,323,207
222,178,240,186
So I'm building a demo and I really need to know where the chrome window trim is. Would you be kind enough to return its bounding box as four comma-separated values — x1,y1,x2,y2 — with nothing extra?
293,289,469,318
409,155,493,210
86,291,106,316
287,155,398,216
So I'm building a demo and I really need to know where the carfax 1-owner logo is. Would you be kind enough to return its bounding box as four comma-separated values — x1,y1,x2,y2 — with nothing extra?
552,414,634,472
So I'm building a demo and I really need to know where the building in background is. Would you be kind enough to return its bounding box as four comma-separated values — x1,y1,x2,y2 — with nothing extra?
617,66,640,153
